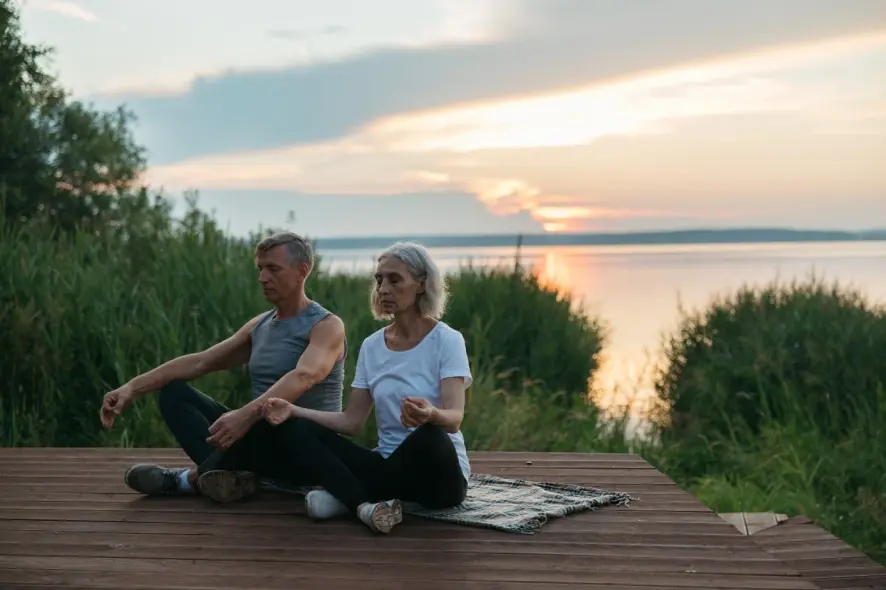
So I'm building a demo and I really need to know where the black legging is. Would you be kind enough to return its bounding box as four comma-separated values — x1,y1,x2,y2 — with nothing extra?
274,418,468,512
157,379,301,483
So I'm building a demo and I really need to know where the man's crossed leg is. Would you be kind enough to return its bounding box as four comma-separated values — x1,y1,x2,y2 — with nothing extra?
125,379,295,502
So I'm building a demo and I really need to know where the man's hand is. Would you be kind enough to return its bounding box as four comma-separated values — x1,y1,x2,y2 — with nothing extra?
100,384,136,429
262,397,297,426
207,408,258,450
400,397,436,428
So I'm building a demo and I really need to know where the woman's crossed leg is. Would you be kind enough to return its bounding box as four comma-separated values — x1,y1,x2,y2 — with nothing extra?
273,417,466,533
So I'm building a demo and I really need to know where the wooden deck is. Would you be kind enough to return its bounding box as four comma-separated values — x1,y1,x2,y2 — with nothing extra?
0,448,857,590
750,516,886,589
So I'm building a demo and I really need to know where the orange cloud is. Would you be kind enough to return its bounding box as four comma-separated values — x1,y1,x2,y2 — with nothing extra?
363,28,886,154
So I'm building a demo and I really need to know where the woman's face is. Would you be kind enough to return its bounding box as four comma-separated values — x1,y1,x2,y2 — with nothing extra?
374,256,424,316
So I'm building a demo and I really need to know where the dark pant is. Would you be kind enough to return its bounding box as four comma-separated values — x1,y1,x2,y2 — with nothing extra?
275,418,468,512
158,379,298,482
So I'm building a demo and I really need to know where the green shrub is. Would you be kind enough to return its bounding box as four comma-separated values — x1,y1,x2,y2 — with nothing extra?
652,277,886,469
648,276,886,563
444,264,606,408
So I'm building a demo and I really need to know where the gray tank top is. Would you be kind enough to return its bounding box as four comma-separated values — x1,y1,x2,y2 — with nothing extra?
248,301,346,412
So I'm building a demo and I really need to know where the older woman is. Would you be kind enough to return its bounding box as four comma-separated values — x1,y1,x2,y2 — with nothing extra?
262,241,472,534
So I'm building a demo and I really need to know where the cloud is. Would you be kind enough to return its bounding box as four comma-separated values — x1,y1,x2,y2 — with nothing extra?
18,0,98,22
144,29,886,227
266,25,346,41
96,0,886,165
360,30,886,154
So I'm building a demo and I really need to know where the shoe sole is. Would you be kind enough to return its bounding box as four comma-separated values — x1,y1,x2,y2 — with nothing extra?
390,499,403,526
197,470,257,503
370,500,403,534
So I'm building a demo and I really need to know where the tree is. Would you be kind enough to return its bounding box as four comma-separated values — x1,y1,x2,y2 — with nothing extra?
0,0,164,232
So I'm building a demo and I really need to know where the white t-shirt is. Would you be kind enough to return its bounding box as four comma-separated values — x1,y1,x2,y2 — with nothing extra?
352,321,472,482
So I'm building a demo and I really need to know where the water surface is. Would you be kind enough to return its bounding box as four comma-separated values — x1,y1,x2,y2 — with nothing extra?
318,241,886,418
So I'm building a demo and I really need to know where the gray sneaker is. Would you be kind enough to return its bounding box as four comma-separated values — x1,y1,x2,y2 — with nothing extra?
124,463,192,495
197,469,258,503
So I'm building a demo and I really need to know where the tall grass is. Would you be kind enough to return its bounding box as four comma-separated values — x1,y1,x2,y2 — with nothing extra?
1,209,883,564
0,205,605,449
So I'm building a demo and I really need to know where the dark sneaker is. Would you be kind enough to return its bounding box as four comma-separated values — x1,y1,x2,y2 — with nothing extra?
197,470,258,503
124,463,192,495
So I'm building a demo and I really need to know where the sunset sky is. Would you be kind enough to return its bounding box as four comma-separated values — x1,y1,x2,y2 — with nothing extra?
17,0,886,237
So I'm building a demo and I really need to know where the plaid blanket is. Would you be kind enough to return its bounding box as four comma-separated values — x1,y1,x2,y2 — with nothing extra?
259,473,635,534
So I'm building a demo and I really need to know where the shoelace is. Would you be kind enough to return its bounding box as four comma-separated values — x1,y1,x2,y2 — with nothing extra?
160,468,181,492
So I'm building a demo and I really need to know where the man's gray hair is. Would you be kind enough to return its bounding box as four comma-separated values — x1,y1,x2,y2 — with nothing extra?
371,241,448,319
255,231,314,271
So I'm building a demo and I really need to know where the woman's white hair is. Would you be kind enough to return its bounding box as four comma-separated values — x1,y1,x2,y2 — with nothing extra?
371,241,448,320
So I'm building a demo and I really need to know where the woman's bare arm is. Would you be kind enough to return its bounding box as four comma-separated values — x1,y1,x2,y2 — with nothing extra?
291,388,374,436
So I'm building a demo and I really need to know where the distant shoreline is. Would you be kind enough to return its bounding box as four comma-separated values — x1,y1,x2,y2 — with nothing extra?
311,228,886,250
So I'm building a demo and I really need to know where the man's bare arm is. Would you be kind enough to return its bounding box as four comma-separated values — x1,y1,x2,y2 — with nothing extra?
242,314,346,415
126,313,264,398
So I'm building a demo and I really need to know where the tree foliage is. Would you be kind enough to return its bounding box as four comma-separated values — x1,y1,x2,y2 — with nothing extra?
0,0,166,232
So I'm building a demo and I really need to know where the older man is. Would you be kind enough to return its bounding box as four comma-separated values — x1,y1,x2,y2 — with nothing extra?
99,232,347,502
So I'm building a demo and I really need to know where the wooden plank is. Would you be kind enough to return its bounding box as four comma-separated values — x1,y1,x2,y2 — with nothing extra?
0,574,671,590
0,542,798,576
750,516,886,590
0,530,787,559
0,570,811,590
0,505,726,525
0,556,818,589
0,518,763,546
0,509,740,533
0,449,828,589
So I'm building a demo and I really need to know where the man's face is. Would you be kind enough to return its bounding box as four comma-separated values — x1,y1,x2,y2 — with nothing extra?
374,256,424,316
256,245,307,303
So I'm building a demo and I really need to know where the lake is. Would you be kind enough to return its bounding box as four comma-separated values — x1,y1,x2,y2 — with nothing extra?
316,241,886,421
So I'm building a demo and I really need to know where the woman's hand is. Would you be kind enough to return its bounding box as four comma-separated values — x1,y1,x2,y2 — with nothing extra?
262,397,296,426
400,397,436,428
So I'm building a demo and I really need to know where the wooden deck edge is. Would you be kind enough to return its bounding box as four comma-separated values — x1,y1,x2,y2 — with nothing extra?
747,514,886,589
